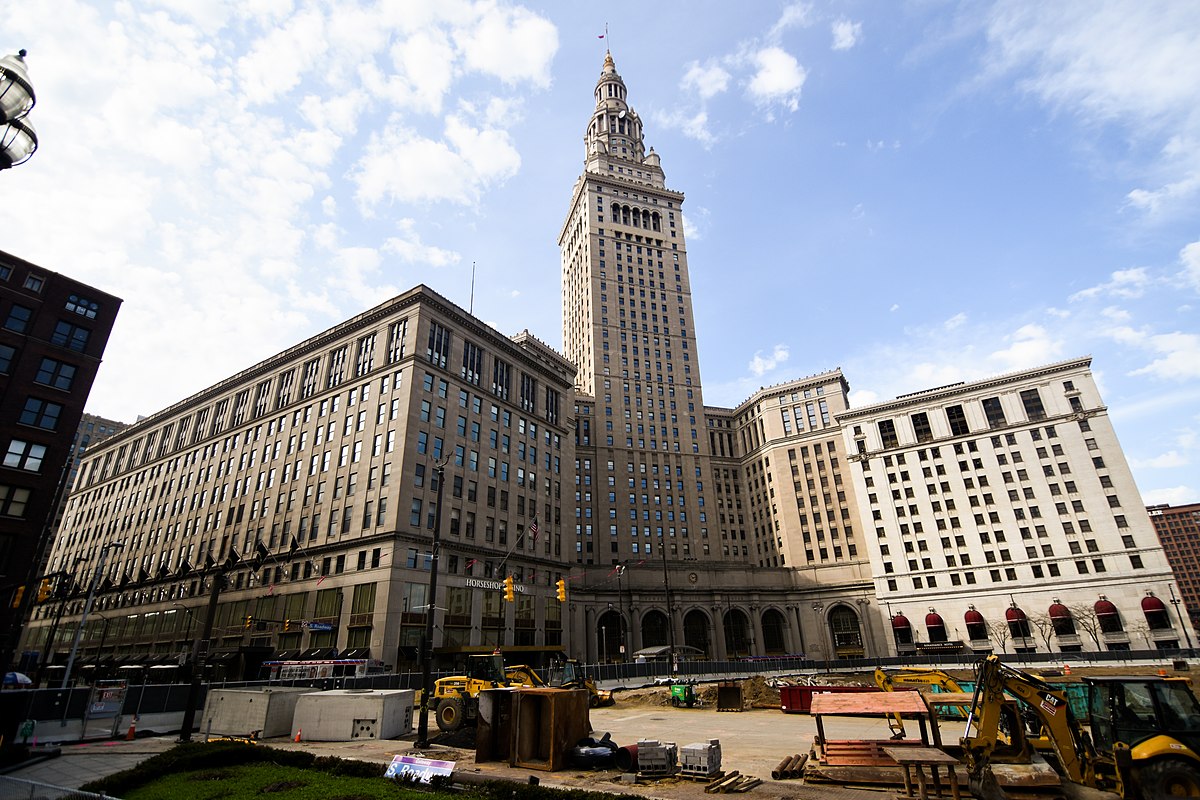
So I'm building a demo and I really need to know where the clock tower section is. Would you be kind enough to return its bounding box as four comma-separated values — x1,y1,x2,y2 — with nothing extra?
559,52,733,566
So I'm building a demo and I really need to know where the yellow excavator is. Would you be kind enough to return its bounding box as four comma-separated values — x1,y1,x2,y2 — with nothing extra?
962,654,1200,800
873,666,965,694
874,667,967,736
434,654,612,731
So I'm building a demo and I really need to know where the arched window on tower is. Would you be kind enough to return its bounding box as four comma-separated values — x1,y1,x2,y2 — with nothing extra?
652,212,661,232
611,203,620,223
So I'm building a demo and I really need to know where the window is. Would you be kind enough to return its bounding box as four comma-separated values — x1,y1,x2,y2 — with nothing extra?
50,320,90,352
1020,388,1046,420
461,341,483,385
0,484,31,517
65,295,99,318
34,357,76,391
492,358,511,400
982,397,1006,429
4,304,32,332
427,322,451,368
19,398,62,430
23,274,44,292
911,412,933,443
877,419,898,449
386,318,408,363
4,439,46,472
946,405,969,436
0,345,13,374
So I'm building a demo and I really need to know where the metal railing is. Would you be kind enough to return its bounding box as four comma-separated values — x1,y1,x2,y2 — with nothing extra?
0,776,116,800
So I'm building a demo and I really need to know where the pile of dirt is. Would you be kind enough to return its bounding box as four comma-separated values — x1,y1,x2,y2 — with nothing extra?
611,685,674,707
739,675,782,706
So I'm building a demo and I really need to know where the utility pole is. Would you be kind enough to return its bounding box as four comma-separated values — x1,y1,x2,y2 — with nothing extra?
415,460,446,749
177,562,227,742
61,542,123,689
659,532,677,673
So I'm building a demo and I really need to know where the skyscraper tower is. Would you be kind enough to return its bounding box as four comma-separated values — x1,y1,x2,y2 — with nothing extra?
560,52,732,566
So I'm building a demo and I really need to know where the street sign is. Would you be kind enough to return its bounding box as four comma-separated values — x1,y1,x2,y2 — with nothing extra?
305,622,332,631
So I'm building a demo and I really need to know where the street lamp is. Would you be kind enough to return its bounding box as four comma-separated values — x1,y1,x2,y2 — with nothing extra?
0,50,37,169
1168,585,1194,651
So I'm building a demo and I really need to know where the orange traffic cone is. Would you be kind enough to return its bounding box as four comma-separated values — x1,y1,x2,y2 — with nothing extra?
126,719,137,740
1063,664,1071,675
1159,668,1168,677
294,728,302,742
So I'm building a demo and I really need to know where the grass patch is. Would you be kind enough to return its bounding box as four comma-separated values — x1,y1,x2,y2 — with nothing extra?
80,741,647,800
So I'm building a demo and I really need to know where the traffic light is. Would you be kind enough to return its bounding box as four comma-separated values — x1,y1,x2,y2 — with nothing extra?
503,575,515,602
283,618,291,632
556,578,567,602
244,615,253,630
37,578,52,603
10,586,23,608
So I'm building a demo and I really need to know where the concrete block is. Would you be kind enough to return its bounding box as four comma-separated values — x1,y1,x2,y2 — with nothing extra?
201,687,316,739
292,689,414,741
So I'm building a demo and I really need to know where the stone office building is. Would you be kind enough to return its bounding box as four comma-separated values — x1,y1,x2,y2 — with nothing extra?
840,357,1194,654
27,286,577,672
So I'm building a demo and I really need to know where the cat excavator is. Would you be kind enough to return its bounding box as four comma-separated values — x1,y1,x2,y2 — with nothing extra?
962,654,1200,800
434,654,611,731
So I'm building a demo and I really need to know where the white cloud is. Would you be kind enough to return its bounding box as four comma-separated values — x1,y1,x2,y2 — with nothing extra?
848,389,880,408
1177,240,1200,292
653,108,716,147
1130,451,1189,469
748,344,790,377
1127,331,1200,380
458,4,558,87
746,47,806,111
831,19,862,51
890,304,900,312
944,312,967,330
981,1,1200,216
352,116,521,209
988,323,1065,371
681,61,732,100
1142,486,1197,506
769,2,814,39
682,207,710,241
1069,267,1153,301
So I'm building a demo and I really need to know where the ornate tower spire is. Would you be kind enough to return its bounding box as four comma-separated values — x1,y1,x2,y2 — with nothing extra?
583,52,663,187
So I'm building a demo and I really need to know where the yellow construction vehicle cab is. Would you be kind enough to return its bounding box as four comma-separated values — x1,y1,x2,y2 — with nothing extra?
433,653,511,731
963,654,1200,800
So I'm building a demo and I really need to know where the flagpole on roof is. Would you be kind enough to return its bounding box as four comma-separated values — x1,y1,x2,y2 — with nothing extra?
469,261,476,315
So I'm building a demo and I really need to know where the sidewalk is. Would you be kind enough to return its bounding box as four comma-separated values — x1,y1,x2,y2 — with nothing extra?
2,736,177,790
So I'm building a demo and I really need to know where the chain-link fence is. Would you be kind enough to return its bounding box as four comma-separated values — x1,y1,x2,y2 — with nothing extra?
0,776,116,800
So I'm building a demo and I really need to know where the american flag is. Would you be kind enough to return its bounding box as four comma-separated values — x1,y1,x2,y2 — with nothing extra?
465,558,477,570
528,519,539,542
315,574,326,586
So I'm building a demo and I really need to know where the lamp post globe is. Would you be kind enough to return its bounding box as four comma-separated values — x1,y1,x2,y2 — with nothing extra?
0,49,38,169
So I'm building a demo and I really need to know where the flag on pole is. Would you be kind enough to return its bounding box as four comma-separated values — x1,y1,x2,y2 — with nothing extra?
267,583,275,596
528,519,539,542
465,558,477,570
316,574,326,586
598,33,605,39
289,535,300,555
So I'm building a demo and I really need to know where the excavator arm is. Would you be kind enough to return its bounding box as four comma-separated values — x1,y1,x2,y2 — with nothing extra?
963,655,1094,791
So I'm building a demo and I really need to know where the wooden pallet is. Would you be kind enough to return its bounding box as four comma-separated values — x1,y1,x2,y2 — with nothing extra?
681,770,724,782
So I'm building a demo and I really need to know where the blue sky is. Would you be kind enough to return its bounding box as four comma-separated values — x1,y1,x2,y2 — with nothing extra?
5,1,1199,504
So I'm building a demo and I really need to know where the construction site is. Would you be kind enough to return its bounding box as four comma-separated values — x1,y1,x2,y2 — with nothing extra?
9,657,1200,800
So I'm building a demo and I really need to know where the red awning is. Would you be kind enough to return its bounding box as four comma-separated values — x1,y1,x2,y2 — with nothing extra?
925,612,945,628
1095,599,1119,616
891,614,911,629
1142,596,1167,612
1006,607,1027,622
1048,603,1071,619
964,609,984,624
